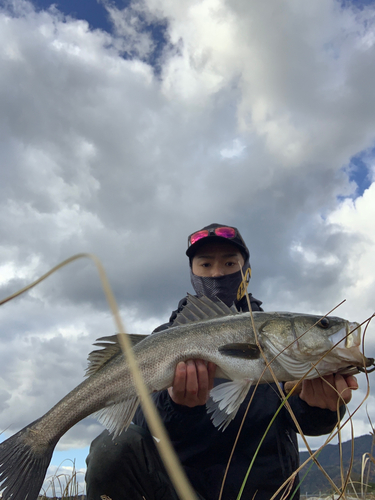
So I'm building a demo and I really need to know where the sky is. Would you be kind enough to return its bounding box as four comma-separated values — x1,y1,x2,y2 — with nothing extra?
0,0,375,495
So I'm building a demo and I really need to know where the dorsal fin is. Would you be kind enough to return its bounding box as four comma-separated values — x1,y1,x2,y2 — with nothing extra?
173,294,239,326
86,334,148,377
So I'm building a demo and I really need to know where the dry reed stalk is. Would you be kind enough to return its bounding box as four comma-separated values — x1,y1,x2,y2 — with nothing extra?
0,253,197,500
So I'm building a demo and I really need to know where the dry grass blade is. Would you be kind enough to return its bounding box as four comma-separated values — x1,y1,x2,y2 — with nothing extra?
0,253,197,500
273,315,374,500
274,325,373,500
219,269,348,500
271,314,374,500
363,407,375,497
38,460,84,499
222,266,374,500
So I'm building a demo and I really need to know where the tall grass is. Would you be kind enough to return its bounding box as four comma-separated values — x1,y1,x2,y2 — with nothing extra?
38,460,85,500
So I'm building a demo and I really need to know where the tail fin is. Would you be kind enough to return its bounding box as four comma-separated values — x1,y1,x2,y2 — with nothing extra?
0,421,57,500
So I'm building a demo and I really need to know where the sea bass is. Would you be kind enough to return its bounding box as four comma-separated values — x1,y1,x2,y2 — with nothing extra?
0,294,372,500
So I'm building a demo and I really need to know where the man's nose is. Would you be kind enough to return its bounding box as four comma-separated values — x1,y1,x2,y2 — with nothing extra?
210,265,225,277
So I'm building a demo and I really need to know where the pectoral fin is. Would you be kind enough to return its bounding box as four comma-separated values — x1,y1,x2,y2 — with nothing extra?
206,379,253,431
218,343,260,359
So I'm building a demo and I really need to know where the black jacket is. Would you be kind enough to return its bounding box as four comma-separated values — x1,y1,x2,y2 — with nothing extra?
134,295,342,500
153,294,264,333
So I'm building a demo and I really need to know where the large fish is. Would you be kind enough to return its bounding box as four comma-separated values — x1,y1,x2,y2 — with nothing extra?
0,295,373,500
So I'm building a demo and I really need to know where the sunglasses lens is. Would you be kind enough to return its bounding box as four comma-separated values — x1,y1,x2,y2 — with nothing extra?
189,226,237,246
190,230,209,245
215,227,236,239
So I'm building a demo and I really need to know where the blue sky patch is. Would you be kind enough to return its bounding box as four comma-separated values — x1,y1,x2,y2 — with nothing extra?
346,148,373,197
33,0,123,33
343,0,375,6
32,0,169,71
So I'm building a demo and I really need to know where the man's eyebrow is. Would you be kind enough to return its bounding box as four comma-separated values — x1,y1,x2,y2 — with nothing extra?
195,253,239,259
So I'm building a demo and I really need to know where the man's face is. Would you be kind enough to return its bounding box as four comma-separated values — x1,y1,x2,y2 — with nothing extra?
191,241,245,277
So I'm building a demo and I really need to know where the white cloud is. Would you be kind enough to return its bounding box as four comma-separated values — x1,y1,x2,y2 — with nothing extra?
220,139,246,159
0,0,375,490
326,184,375,321
0,255,40,285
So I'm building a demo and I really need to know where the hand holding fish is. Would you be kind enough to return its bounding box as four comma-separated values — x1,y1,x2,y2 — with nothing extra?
299,373,358,411
169,363,358,411
168,359,216,407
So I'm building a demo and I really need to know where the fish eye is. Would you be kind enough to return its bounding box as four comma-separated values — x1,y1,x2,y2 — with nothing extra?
318,317,330,329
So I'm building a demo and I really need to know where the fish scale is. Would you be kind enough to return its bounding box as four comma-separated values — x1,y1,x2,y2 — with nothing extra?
0,294,373,500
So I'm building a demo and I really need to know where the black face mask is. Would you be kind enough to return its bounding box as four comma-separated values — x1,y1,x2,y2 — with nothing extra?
190,259,250,307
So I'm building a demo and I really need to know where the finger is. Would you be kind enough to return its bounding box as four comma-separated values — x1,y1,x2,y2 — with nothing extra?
299,379,315,403
319,374,351,409
321,374,335,390
301,377,336,410
207,362,216,391
320,374,342,405
344,375,358,390
169,362,187,403
185,359,199,398
333,374,353,405
322,374,358,394
195,360,209,400
284,380,302,395
300,374,355,410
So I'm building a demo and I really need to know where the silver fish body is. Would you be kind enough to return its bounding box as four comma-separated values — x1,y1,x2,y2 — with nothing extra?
0,295,372,500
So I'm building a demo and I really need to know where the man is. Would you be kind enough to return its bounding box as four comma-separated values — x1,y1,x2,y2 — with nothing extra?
86,223,357,500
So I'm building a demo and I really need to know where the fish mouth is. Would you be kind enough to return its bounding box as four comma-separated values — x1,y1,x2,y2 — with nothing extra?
345,322,375,373
336,357,375,376
330,322,375,374
357,356,375,373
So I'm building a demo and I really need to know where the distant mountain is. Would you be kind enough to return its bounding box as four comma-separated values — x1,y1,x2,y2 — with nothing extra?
299,434,375,496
